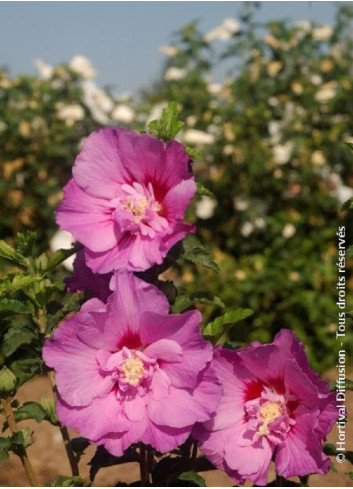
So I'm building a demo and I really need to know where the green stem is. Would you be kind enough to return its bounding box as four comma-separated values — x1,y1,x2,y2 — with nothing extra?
48,372,79,477
1,398,40,487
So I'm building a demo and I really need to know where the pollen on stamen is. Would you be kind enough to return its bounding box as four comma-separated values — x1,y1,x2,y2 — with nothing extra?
256,401,283,437
120,358,145,386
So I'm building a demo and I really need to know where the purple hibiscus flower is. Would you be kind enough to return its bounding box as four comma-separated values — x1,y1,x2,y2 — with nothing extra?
56,128,196,273
194,330,338,486
43,271,221,455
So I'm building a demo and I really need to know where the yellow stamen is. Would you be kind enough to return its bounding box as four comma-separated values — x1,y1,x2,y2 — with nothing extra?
256,401,283,437
120,358,145,386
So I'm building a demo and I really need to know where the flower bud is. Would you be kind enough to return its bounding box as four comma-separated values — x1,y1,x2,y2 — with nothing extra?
0,366,16,397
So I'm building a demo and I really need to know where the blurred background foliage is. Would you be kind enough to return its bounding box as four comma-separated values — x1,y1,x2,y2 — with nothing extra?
1,3,353,370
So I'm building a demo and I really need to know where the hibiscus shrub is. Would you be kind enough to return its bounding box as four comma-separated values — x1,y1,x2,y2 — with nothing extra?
0,104,352,486
1,5,353,373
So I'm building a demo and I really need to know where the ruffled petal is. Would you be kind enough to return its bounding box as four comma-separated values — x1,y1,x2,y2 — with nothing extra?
56,392,128,442
43,315,115,406
56,179,117,252
72,128,132,199
275,412,330,478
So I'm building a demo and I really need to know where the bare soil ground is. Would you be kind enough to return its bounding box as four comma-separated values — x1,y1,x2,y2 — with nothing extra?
0,371,352,487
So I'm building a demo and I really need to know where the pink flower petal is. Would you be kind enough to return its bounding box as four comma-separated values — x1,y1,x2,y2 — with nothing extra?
56,179,118,252
57,392,127,442
144,339,183,363
141,421,190,453
147,366,221,428
43,316,115,406
275,412,330,478
73,128,132,199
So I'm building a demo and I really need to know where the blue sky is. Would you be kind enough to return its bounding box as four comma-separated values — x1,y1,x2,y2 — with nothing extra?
0,2,344,94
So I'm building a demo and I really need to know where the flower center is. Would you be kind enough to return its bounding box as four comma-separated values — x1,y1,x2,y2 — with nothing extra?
112,182,168,237
257,400,283,436
260,400,282,424
120,358,145,386
244,386,293,443
123,195,149,221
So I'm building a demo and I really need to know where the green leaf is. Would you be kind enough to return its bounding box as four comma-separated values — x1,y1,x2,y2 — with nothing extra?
40,396,58,424
0,446,9,462
47,476,85,487
14,402,47,423
180,235,219,273
0,366,17,397
0,240,27,267
172,294,224,313
203,308,254,344
3,326,37,356
16,231,36,256
178,471,206,487
11,428,33,449
0,299,33,317
147,101,185,141
10,357,42,387
0,275,42,297
46,245,80,272
186,146,202,159
196,182,214,198
0,437,11,462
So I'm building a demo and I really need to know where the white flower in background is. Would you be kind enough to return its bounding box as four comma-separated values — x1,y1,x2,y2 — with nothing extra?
204,17,240,43
315,83,337,103
186,115,197,127
223,144,234,156
164,67,187,81
50,230,75,271
159,45,179,57
240,222,254,237
273,142,293,165
311,150,326,166
310,74,322,86
34,59,53,80
207,124,221,136
207,82,222,95
146,101,168,125
254,217,266,229
282,223,296,239
69,55,96,80
196,196,217,219
329,172,353,204
112,104,135,124
0,121,7,133
312,25,333,42
233,197,249,211
82,81,113,124
268,96,280,107
294,20,312,33
268,120,283,144
183,129,215,145
336,186,353,204
57,104,85,123
223,18,241,34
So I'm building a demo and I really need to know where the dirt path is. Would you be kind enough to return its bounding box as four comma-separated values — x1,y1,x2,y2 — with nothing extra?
0,373,352,487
